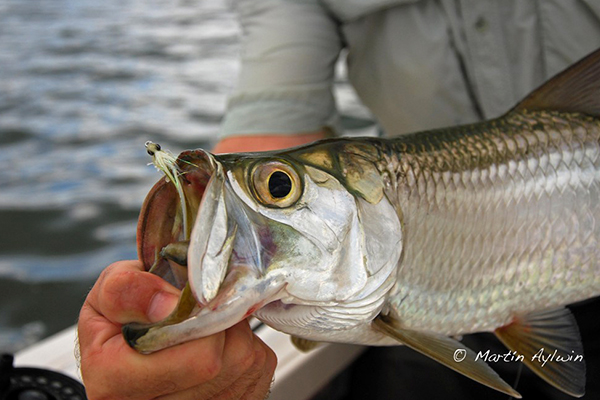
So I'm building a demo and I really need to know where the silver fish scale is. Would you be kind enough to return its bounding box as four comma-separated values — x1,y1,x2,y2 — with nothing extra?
385,110,600,335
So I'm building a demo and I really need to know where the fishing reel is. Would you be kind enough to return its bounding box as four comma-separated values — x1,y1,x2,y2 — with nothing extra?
0,354,87,400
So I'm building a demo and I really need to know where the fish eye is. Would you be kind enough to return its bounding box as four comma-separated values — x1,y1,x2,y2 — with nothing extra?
268,171,292,198
252,161,302,208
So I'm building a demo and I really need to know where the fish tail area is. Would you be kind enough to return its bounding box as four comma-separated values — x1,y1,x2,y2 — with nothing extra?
513,48,600,117
373,314,521,398
495,308,586,397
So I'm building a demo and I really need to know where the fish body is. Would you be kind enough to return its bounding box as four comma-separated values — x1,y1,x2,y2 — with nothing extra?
124,49,600,397
250,108,600,346
387,109,600,335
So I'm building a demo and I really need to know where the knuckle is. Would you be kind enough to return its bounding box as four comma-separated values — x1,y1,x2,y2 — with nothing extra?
252,341,267,368
96,261,127,286
103,269,138,295
203,357,223,381
199,344,224,381
264,346,277,376
238,339,258,371
98,261,147,296
101,270,146,311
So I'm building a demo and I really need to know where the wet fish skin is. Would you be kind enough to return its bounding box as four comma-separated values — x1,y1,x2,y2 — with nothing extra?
384,109,600,335
124,49,600,397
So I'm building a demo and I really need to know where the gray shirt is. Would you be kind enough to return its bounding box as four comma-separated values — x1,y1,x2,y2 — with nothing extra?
220,0,600,139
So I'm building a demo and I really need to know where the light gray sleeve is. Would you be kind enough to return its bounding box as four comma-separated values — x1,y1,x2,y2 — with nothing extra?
219,0,343,139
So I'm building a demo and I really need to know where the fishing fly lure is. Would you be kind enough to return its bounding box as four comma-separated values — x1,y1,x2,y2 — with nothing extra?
145,141,189,239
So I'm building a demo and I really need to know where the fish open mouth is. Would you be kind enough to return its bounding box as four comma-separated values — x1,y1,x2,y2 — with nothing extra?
124,149,286,353
136,149,212,289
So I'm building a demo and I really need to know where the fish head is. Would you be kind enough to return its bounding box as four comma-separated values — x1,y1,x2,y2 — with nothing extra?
128,140,403,352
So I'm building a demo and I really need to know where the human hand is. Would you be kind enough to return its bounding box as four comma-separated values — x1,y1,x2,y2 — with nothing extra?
212,131,328,154
78,260,276,400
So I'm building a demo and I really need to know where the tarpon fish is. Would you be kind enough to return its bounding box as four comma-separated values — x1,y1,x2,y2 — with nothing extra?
124,49,600,398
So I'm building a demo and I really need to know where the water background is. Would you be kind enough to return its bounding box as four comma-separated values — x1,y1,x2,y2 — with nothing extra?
0,0,372,352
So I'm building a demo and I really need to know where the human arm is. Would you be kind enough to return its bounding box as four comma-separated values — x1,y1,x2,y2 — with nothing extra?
215,0,342,153
213,130,328,153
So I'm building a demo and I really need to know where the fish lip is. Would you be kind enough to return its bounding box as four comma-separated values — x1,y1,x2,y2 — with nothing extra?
122,323,150,349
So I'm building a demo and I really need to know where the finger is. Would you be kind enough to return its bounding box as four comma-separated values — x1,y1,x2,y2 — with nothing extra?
81,328,226,400
82,320,259,400
180,330,277,400
78,260,180,356
241,336,277,400
210,333,276,400
89,260,180,325
154,321,264,400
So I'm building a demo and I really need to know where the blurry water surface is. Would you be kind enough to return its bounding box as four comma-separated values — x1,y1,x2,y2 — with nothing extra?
0,0,241,352
0,0,371,352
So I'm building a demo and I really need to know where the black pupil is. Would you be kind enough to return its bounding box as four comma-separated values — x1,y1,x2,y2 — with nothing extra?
268,171,292,198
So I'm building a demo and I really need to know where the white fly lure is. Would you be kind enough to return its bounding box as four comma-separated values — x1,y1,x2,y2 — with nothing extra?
144,141,189,239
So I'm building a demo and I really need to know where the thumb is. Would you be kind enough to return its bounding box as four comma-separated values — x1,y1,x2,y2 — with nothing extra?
90,260,180,325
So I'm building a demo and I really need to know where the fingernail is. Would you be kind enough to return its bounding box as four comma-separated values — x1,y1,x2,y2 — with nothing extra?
147,291,179,322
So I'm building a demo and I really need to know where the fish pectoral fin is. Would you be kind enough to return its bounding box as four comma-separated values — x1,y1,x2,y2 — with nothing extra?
290,336,321,353
495,308,586,398
373,314,521,399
